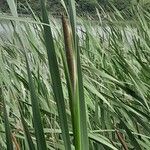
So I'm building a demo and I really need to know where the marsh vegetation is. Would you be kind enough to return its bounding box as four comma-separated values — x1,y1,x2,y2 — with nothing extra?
0,0,150,150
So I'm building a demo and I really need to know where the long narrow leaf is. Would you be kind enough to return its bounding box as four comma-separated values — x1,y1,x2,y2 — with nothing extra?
39,0,71,149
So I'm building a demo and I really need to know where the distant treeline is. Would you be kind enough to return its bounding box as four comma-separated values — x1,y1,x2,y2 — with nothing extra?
0,0,150,15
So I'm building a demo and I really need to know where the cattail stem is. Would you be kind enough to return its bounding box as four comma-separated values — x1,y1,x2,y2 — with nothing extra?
116,130,129,150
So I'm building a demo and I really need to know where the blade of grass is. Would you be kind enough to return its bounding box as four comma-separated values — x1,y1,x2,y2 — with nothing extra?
24,53,47,150
39,0,71,149
1,88,14,150
19,103,36,150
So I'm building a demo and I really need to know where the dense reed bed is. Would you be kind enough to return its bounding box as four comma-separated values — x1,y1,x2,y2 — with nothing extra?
0,0,150,149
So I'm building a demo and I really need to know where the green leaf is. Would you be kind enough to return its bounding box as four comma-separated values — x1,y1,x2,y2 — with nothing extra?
24,53,47,150
39,0,71,150
19,103,36,150
1,89,14,150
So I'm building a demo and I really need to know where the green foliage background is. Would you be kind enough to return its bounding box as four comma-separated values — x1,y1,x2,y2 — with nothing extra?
1,0,150,15
1,0,150,149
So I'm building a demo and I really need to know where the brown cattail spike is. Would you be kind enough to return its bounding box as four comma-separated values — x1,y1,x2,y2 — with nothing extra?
62,15,76,91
